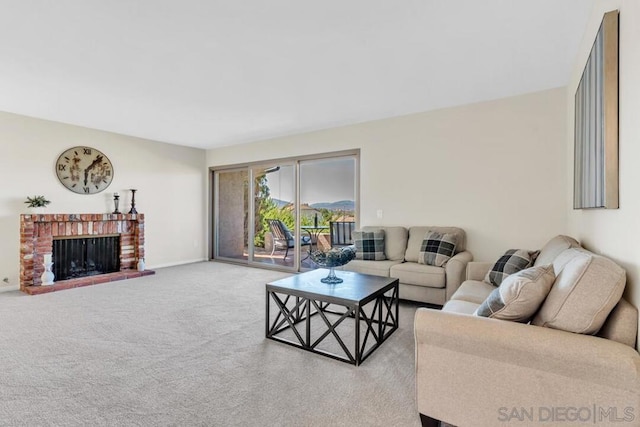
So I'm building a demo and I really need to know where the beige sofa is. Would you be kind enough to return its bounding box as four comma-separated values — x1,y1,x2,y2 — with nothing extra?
415,235,640,427
343,226,472,305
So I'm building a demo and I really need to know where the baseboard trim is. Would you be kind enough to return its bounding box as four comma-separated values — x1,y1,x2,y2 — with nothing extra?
147,259,208,269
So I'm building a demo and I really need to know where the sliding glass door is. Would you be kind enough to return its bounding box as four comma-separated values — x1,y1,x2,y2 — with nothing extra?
251,163,297,268
212,151,358,272
299,157,357,266
214,168,248,261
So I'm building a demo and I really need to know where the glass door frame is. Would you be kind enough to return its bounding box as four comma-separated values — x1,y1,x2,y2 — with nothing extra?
209,149,360,273
211,166,249,264
248,161,298,272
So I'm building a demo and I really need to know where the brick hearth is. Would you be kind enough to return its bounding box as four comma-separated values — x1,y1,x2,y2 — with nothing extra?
20,213,154,294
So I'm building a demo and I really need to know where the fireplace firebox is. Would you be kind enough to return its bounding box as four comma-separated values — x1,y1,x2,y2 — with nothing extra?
53,235,121,280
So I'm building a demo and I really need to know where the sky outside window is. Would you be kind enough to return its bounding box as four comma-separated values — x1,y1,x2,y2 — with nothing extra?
266,158,355,204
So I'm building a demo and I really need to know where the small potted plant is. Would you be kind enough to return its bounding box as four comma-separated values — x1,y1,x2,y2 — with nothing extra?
24,195,51,214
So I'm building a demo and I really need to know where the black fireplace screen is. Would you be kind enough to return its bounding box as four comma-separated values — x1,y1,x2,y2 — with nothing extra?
53,236,120,280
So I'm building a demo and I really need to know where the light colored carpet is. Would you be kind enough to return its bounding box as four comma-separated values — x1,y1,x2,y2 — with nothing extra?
0,262,423,426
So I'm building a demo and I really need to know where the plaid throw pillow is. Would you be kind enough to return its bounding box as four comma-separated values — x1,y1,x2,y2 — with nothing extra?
475,264,555,322
353,230,386,261
484,249,540,287
418,231,458,267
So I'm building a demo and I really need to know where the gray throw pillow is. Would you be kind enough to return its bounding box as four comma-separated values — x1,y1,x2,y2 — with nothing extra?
484,249,539,287
418,230,457,267
475,264,555,322
353,230,386,261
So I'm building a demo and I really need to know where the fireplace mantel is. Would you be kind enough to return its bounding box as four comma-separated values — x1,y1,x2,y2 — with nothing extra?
20,213,153,294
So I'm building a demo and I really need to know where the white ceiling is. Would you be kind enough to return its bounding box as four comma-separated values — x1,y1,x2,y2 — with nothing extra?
0,0,594,149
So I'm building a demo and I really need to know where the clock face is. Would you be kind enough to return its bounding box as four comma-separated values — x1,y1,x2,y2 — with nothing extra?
56,146,114,194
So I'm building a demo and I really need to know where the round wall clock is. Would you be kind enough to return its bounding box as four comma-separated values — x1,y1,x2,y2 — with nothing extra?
55,146,114,194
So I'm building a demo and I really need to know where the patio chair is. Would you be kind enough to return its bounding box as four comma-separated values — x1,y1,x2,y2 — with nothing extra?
329,221,356,247
267,219,311,259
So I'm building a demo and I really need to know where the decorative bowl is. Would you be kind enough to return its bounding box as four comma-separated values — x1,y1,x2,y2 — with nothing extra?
309,246,356,284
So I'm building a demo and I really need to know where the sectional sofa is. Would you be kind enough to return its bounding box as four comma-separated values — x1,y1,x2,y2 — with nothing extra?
414,235,640,427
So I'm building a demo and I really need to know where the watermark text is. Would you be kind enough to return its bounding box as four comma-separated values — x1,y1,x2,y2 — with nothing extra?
498,405,635,423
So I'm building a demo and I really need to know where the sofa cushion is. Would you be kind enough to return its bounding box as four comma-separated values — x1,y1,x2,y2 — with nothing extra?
450,280,495,305
362,226,407,261
474,265,555,322
418,230,458,267
532,248,626,334
534,235,580,267
405,227,466,262
353,229,386,261
484,249,538,287
390,263,446,288
441,299,480,315
342,259,402,277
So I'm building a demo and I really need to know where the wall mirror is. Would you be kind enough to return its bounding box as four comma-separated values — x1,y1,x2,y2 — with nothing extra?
574,10,619,209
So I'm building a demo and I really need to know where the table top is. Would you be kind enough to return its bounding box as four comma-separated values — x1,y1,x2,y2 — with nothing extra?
300,225,329,230
266,269,398,305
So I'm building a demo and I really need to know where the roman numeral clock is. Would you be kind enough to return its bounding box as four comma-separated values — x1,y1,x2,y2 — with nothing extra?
55,146,114,194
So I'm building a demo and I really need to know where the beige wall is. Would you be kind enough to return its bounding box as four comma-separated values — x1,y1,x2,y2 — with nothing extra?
567,0,640,350
0,111,208,288
208,87,568,262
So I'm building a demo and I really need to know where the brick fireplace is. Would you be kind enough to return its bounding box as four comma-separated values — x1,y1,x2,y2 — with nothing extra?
20,213,154,295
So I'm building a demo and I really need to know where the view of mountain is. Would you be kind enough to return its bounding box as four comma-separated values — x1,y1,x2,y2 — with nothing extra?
310,200,355,211
269,199,355,211
271,198,290,208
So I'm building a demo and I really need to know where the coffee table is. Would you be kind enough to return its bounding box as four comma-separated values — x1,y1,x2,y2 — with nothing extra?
265,269,399,365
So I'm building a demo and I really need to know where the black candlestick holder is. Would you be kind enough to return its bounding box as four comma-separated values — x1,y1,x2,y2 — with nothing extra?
113,193,121,214
128,189,138,214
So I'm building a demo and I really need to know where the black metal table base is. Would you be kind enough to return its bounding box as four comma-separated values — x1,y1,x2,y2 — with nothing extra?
265,286,399,365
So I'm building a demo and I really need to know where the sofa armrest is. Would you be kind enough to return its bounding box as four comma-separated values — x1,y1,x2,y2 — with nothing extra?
465,261,493,281
414,308,640,426
444,250,473,301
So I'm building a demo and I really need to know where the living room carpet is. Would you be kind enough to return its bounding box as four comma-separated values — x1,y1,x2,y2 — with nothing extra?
0,262,423,426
